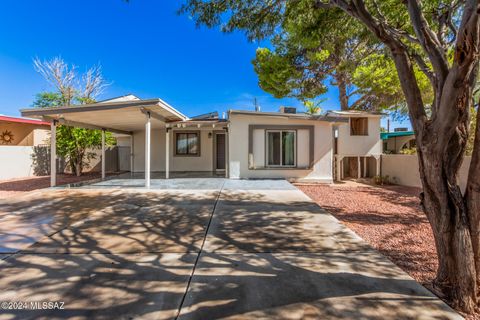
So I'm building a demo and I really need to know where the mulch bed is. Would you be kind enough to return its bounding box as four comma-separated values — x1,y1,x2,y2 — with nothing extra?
0,172,117,199
297,182,478,320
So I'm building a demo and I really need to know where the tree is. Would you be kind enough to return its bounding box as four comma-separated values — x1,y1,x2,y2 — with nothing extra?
180,0,480,313
33,57,114,176
303,100,323,114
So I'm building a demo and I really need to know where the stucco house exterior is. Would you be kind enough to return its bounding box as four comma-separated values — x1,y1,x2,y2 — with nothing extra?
0,115,49,146
20,95,383,187
381,130,416,154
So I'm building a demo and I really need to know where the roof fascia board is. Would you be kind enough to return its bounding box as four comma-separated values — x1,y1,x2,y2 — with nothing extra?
44,116,133,135
21,99,162,117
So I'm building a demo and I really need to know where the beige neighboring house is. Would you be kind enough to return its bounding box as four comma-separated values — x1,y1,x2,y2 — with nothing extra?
0,115,49,146
20,95,384,187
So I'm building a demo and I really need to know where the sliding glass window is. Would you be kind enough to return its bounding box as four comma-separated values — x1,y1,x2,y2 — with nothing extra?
266,130,296,167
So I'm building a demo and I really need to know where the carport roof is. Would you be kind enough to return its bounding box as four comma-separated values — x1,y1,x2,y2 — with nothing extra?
20,98,189,134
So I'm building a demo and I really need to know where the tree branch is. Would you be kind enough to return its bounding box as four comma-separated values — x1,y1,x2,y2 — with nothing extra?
406,0,450,89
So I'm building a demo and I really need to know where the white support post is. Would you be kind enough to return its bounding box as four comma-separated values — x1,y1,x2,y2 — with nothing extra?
336,156,343,182
225,128,229,178
357,156,361,179
145,113,151,188
101,129,106,180
165,127,170,179
363,156,367,178
375,155,381,177
50,121,57,187
130,134,134,176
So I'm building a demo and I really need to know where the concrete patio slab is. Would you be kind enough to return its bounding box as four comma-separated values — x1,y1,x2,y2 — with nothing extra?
0,178,462,319
204,192,370,253
76,177,226,191
0,253,196,320
178,252,460,320
26,201,213,254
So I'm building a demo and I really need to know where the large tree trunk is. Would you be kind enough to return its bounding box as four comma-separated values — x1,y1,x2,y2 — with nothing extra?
418,146,477,312
466,105,480,292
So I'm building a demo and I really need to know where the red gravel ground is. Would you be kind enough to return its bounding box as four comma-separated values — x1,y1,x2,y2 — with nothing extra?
0,173,116,199
297,181,478,320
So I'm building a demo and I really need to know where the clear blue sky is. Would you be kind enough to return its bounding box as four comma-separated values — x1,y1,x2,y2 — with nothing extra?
0,0,410,129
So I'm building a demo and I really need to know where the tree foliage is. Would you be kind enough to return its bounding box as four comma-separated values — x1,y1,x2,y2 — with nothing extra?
33,57,114,176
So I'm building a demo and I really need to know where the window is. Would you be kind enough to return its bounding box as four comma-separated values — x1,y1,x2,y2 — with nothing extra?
266,130,296,167
175,132,200,156
350,117,368,136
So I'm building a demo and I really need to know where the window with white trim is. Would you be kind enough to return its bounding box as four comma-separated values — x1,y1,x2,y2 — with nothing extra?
266,130,296,167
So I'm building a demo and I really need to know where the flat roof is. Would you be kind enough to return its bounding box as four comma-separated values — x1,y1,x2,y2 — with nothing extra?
228,109,349,123
0,115,49,126
326,110,384,117
21,98,189,134
381,131,415,140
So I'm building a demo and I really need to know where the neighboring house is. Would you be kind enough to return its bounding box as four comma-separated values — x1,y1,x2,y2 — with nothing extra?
381,130,416,154
20,95,384,186
0,115,49,146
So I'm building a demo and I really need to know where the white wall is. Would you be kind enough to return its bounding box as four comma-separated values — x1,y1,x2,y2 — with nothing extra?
337,116,382,155
382,154,472,191
228,113,333,181
132,128,215,172
0,146,37,179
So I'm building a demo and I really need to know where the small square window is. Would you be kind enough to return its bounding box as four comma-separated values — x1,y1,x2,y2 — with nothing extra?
175,132,200,156
350,118,368,136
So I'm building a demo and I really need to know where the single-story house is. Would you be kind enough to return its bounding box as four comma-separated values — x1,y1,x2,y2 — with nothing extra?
0,115,49,146
381,130,416,154
20,95,383,187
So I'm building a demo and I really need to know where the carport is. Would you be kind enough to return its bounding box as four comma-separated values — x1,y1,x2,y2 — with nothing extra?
21,98,191,188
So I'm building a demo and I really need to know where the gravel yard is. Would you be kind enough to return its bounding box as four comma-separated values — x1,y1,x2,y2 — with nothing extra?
297,181,478,320
0,173,117,199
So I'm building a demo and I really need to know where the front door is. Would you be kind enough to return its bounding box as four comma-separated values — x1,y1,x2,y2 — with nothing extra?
215,133,226,170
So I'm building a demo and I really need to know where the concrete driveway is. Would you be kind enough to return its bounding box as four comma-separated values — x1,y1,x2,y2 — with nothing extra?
0,179,461,319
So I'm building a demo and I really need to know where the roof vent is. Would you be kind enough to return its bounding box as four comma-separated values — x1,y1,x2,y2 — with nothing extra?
279,106,296,114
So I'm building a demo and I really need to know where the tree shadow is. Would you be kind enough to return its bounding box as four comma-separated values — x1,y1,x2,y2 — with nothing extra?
0,187,458,319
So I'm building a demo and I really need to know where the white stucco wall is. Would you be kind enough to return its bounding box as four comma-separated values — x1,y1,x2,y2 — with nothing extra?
337,116,382,155
132,128,215,172
0,146,36,179
382,154,471,191
228,113,334,181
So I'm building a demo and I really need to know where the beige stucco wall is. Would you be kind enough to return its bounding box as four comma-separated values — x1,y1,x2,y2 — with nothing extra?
337,116,382,156
382,154,471,191
228,113,334,181
132,128,215,172
0,123,49,146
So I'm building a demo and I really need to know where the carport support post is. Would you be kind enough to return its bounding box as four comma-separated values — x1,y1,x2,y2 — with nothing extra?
225,127,229,178
130,135,134,176
357,156,361,179
101,129,106,180
145,112,151,188
50,120,57,187
165,127,170,179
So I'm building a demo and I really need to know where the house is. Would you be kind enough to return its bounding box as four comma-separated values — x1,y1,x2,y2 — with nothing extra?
0,115,49,146
381,129,416,153
20,95,383,187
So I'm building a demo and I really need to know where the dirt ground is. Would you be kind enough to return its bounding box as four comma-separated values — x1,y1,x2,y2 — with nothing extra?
297,181,478,320
0,173,115,199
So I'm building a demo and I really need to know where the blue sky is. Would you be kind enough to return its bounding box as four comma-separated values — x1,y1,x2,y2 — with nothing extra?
0,0,411,130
